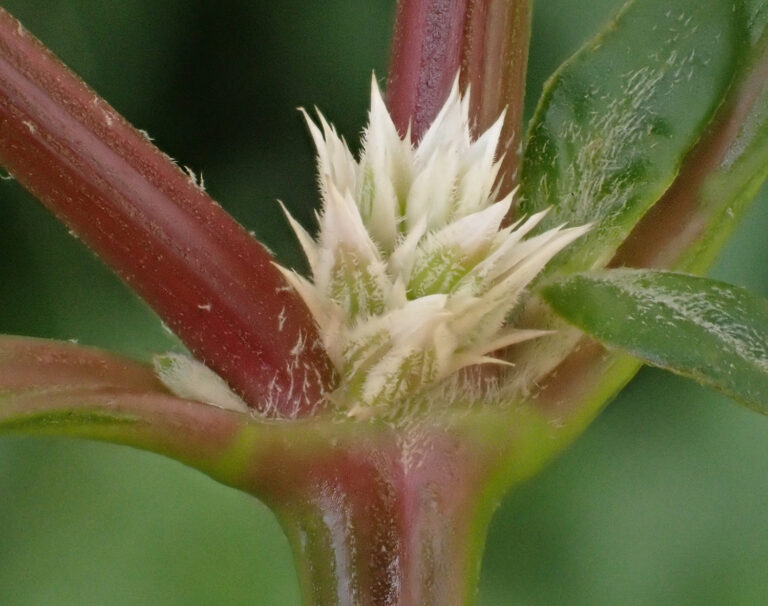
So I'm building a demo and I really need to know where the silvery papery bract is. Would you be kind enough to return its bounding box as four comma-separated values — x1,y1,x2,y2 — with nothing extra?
155,78,588,419
276,78,589,419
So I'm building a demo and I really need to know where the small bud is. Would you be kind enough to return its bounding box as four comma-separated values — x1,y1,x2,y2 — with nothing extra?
154,353,249,413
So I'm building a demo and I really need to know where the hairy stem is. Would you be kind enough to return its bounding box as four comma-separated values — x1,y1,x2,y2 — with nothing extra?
463,0,531,193
386,0,531,192
0,9,334,416
387,0,470,142
263,426,508,606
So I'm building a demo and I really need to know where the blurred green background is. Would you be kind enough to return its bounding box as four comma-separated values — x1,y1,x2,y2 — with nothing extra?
1,1,767,604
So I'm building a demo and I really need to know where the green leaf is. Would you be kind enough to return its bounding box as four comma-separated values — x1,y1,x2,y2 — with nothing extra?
541,270,768,412
521,0,744,271
613,2,768,272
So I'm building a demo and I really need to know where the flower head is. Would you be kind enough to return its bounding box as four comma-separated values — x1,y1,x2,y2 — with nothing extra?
277,77,589,418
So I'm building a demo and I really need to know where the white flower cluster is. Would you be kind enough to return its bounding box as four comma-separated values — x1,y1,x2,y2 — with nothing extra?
277,77,589,418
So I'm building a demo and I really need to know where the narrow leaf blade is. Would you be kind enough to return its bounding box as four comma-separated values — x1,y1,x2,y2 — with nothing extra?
542,270,768,412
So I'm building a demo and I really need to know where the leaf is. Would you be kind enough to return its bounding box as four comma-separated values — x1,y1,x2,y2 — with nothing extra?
541,270,768,412
613,3,768,272
520,0,744,272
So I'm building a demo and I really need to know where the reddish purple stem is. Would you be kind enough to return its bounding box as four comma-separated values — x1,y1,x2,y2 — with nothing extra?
387,0,530,192
387,0,470,142
0,9,333,416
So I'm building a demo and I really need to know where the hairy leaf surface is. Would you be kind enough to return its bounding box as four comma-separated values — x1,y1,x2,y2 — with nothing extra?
543,270,768,412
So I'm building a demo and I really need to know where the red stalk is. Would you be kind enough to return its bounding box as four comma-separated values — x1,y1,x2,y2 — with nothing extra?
387,0,470,142
0,9,334,417
386,0,530,192
258,427,506,606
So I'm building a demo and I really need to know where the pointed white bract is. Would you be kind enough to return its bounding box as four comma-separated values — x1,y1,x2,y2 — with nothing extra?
154,353,249,413
278,77,589,417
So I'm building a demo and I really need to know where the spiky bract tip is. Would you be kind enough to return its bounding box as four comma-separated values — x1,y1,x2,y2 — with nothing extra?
277,77,588,420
